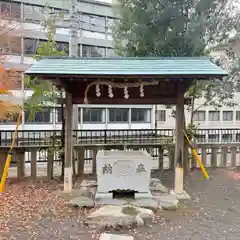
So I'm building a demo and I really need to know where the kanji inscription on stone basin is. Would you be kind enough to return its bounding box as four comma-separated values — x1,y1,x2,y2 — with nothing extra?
136,164,146,173
102,164,112,175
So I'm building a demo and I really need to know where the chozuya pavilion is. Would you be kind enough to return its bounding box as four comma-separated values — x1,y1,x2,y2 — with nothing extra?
25,57,227,196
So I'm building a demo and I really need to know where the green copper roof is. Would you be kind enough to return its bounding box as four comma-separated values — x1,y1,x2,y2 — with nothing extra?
25,57,228,77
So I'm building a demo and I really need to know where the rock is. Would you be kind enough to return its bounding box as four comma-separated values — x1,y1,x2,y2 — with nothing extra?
122,205,155,225
68,196,95,208
150,178,169,193
84,205,137,229
78,186,97,198
99,233,134,240
129,198,159,212
79,179,97,187
72,180,97,198
84,205,155,230
96,198,128,206
85,215,137,230
136,210,155,225
154,194,179,210
170,190,191,200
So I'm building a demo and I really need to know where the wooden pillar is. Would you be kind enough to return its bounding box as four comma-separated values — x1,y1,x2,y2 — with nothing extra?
77,147,85,177
211,147,217,167
64,89,73,193
92,148,98,174
158,146,163,170
201,147,207,167
47,149,54,180
174,90,185,193
168,145,175,170
31,148,37,181
230,146,237,167
16,149,25,180
221,147,228,167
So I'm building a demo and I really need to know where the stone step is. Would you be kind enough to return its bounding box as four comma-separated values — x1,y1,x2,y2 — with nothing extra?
99,233,133,240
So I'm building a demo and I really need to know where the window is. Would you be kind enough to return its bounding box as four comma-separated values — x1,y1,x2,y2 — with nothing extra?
236,133,240,142
56,107,64,123
24,38,40,54
82,45,106,57
107,18,114,34
56,107,81,123
23,4,44,23
195,134,206,143
25,109,51,123
223,111,233,121
236,111,240,121
156,110,166,122
131,109,151,122
222,134,233,143
0,113,19,124
83,108,104,123
24,38,68,55
10,37,21,53
0,1,21,19
82,13,106,33
193,111,205,121
109,108,129,122
107,18,120,34
0,37,21,54
208,134,220,143
56,41,69,54
208,111,220,121
107,48,118,57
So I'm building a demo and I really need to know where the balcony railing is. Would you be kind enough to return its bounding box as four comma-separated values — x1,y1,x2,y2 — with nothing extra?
0,129,174,147
1,128,240,147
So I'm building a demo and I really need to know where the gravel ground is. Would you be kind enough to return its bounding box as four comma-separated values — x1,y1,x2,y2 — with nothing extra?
1,168,240,240
118,168,240,240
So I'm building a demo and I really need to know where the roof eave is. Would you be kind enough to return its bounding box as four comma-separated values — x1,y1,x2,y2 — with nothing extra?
24,72,228,79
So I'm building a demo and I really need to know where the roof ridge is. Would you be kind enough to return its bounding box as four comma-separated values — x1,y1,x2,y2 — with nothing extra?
40,56,209,60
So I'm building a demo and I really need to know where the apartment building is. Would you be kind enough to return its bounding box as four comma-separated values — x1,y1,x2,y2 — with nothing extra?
1,0,239,136
0,0,154,130
154,93,240,142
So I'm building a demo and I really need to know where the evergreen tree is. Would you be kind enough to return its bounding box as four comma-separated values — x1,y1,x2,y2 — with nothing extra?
113,0,240,123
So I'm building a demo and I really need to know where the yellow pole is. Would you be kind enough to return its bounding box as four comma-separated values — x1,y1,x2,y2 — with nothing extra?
183,130,209,179
0,110,22,192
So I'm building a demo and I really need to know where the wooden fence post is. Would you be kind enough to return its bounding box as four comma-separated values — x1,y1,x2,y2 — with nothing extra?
31,149,37,181
77,147,85,177
230,146,237,167
220,147,228,167
92,148,98,174
158,146,163,170
168,145,175,170
201,147,207,167
16,149,25,180
183,142,191,173
211,147,217,167
47,149,54,180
